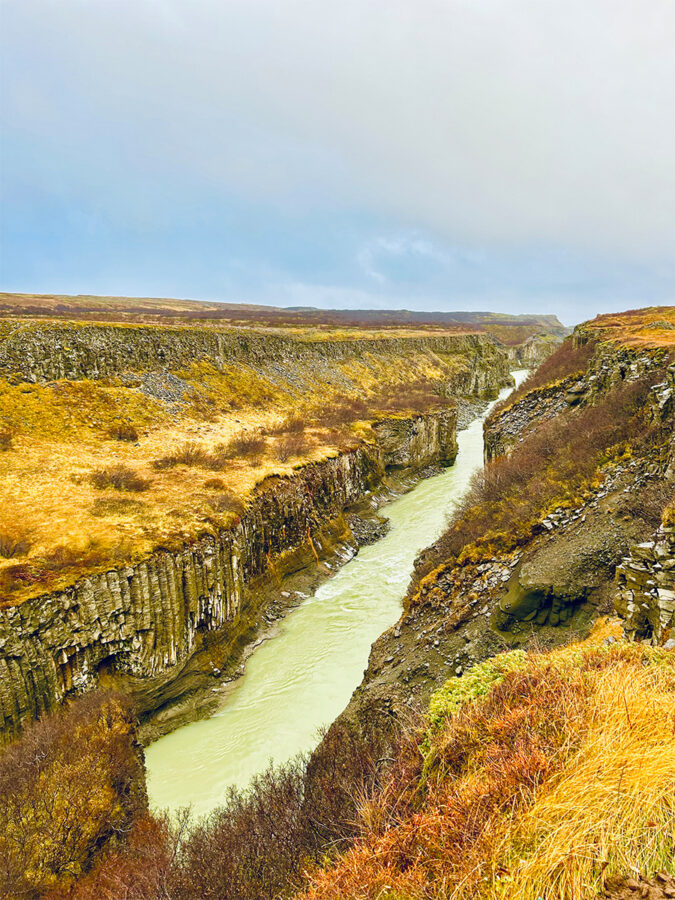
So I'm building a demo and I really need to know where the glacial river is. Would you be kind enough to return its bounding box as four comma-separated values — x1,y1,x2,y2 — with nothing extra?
145,370,528,817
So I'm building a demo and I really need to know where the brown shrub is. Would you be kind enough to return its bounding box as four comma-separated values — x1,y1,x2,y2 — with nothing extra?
153,441,221,471
264,416,307,436
226,432,267,459
105,423,139,442
494,336,597,413
90,465,151,492
0,429,13,451
0,532,31,559
154,435,266,471
46,813,185,900
275,434,310,463
204,477,226,490
0,692,145,899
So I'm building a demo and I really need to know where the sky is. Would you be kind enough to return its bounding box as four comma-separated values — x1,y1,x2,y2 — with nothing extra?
1,1,674,326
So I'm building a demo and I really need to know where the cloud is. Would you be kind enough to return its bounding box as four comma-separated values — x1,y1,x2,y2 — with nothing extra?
3,0,674,259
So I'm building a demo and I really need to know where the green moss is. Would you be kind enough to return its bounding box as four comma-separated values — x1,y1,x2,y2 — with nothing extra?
427,650,528,733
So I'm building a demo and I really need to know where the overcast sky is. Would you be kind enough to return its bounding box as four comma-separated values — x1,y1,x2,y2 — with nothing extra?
1,0,674,325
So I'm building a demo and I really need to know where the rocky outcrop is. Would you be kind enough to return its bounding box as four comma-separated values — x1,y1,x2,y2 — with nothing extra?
505,332,562,368
0,407,462,741
484,376,574,460
484,337,672,461
372,409,457,469
0,321,510,388
615,525,675,643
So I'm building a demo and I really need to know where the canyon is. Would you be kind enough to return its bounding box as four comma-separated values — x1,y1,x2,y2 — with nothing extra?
0,298,539,741
2,300,674,900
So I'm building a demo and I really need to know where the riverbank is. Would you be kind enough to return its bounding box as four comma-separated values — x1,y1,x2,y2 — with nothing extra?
144,373,527,816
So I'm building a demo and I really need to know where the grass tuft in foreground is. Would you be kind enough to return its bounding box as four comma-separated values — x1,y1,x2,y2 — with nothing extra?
299,632,675,900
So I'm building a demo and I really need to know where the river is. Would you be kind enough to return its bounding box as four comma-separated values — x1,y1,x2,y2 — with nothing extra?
145,370,528,817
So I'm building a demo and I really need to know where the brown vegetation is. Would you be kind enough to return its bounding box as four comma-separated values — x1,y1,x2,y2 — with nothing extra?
299,639,675,900
0,692,145,899
494,335,597,413
45,718,403,900
263,416,307,436
106,423,139,442
90,464,151,492
0,429,13,451
275,434,310,463
416,370,670,585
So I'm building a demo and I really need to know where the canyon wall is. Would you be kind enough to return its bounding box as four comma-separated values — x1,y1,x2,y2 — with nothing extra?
0,321,509,388
484,341,672,461
0,406,460,740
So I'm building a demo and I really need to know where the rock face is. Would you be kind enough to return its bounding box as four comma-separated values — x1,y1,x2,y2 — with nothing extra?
505,332,562,368
615,526,675,642
0,321,510,388
0,406,461,741
372,410,457,469
484,338,673,461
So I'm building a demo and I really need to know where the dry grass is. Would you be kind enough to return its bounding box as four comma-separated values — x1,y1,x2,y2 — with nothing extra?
0,333,484,604
585,306,675,349
106,423,139,442
298,635,675,900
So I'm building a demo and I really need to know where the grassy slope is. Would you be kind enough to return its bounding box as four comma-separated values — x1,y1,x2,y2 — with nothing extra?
298,621,675,900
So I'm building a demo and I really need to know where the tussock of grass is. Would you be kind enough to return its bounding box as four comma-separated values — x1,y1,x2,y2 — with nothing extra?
299,635,675,900
0,532,31,559
90,465,151,492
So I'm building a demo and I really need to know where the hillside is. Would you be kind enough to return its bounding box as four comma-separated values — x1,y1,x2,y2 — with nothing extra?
0,292,569,345
0,306,673,900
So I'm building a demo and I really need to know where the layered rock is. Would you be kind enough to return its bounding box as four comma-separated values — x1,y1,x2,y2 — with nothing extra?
615,525,675,642
0,406,460,741
484,337,672,461
0,321,510,388
372,409,457,469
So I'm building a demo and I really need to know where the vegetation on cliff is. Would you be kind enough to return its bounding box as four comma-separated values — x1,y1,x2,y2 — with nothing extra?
0,322,507,604
413,363,672,589
0,692,144,899
299,626,675,900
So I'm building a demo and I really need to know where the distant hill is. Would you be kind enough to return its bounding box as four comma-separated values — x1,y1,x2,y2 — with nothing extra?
0,292,569,346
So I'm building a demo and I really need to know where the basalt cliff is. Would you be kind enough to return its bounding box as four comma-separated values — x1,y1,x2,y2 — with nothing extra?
0,315,514,741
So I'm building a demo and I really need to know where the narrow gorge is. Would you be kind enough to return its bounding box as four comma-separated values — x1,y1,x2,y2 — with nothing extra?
3,299,674,900
0,307,518,741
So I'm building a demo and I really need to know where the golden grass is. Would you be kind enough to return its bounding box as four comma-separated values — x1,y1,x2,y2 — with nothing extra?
0,345,463,604
491,659,675,899
298,631,675,900
585,306,675,349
